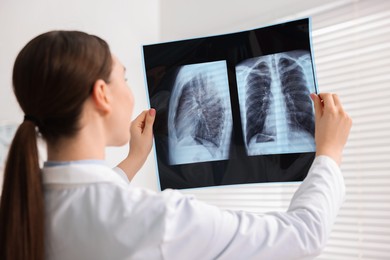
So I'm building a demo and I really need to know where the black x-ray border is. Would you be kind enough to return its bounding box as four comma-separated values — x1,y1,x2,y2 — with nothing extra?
142,17,318,190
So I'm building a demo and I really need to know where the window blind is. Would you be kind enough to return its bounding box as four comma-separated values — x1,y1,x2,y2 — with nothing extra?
182,0,390,259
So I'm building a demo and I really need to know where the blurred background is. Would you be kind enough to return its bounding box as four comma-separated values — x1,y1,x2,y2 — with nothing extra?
1,0,389,258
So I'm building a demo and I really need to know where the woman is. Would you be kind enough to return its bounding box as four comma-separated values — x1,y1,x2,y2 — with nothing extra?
0,31,352,260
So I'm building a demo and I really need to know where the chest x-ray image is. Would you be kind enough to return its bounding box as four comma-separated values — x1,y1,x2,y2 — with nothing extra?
236,50,316,156
168,61,233,165
143,18,317,190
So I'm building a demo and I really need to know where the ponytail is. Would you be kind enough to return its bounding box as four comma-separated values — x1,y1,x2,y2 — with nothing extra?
0,120,44,260
0,30,113,260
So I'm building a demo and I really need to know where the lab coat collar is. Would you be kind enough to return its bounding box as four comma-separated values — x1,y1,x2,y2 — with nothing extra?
42,163,127,188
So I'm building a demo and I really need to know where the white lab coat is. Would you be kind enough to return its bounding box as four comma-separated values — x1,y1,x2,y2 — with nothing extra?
42,156,345,260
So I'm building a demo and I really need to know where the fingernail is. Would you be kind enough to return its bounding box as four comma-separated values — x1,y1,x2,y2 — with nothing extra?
149,108,156,116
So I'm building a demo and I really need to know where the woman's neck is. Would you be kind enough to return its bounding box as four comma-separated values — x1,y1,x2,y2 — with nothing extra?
46,125,106,162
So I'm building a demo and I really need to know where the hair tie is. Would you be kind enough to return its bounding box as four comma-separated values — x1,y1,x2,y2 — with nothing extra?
24,115,40,126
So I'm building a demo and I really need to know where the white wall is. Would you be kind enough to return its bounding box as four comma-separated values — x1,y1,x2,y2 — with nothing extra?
160,0,341,41
0,0,160,190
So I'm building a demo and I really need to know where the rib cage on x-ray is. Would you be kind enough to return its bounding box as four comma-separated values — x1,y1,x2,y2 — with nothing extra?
237,50,316,156
168,61,232,165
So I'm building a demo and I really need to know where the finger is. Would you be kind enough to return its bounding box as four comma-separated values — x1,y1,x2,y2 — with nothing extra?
142,108,156,134
132,111,147,128
310,93,323,120
332,93,343,110
319,92,336,110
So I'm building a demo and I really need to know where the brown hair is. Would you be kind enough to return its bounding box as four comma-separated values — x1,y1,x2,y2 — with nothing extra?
0,31,112,260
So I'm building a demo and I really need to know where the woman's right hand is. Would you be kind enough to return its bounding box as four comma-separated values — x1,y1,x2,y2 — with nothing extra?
310,93,352,165
117,108,156,181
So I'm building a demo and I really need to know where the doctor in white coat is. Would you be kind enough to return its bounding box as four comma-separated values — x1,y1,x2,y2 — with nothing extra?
0,30,352,260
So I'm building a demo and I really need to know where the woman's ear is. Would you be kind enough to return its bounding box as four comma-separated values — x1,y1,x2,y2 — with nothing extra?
90,79,112,114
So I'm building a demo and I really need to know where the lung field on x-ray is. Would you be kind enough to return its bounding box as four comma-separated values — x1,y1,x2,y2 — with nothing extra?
278,57,314,136
236,50,316,156
245,60,275,144
168,61,233,165
174,75,225,148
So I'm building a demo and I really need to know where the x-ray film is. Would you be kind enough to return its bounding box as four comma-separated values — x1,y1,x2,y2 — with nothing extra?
142,18,318,190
